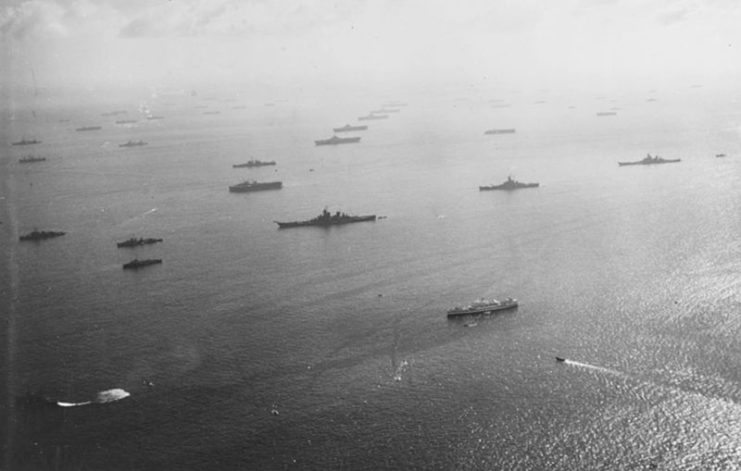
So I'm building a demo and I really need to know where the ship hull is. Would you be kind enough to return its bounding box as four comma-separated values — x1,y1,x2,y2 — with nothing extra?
480,183,539,191
618,159,681,166
315,137,361,146
229,182,282,192
447,302,518,317
276,215,376,228
123,259,162,270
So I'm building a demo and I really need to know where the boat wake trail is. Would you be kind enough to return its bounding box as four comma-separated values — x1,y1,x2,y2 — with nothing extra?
57,388,130,407
562,360,628,379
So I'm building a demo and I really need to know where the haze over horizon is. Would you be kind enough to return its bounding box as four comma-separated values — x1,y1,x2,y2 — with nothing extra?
2,0,740,100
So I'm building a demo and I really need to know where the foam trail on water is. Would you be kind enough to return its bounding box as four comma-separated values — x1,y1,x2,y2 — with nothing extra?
142,208,157,217
56,388,130,407
563,360,629,379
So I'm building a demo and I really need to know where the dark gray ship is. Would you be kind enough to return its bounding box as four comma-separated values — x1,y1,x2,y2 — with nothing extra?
18,156,46,163
480,176,539,191
76,126,102,131
19,230,66,241
233,159,277,168
119,140,148,147
358,114,389,121
228,180,282,192
484,128,516,135
12,138,41,146
333,124,368,132
123,259,162,270
447,297,518,317
315,136,361,146
275,209,376,228
618,154,681,166
117,237,163,248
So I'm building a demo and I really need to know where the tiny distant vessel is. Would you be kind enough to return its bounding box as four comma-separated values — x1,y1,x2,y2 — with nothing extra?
12,138,41,146
123,259,162,270
119,140,148,147
646,98,657,102
233,159,276,168
596,112,617,117
333,124,368,133
315,136,361,146
146,116,164,120
76,126,102,131
556,357,566,362
382,102,408,107
117,237,163,248
358,114,388,121
371,108,400,113
18,156,46,164
115,119,138,124
480,176,539,191
715,153,727,158
19,230,65,241
232,105,247,110
228,180,282,193
491,104,511,109
484,128,516,135
102,110,127,117
203,111,221,115
618,154,681,166
447,297,518,317
275,209,376,228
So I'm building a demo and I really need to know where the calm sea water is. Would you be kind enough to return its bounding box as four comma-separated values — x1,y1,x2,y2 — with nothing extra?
1,86,741,470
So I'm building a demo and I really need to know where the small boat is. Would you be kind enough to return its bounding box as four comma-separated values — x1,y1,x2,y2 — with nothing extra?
232,160,277,168
618,154,681,166
19,230,66,241
228,181,282,193
18,156,46,164
123,259,162,270
116,237,163,248
556,357,566,362
447,297,518,317
315,136,361,146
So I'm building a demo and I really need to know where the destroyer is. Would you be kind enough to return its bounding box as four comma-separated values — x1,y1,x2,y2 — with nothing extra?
123,259,162,270
117,237,163,248
12,138,41,146
19,230,65,241
315,136,361,146
119,140,147,147
275,209,376,228
618,154,681,166
333,124,368,132
447,297,518,317
480,176,539,191
18,156,46,163
228,180,282,192
233,159,276,168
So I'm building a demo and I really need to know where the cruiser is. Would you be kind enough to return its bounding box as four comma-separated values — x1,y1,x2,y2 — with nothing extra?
358,114,388,121
315,136,361,146
123,259,162,270
18,156,46,164
76,126,102,131
480,176,539,191
12,138,41,146
233,159,276,168
275,209,376,228
618,154,681,166
119,140,147,147
484,128,516,135
117,237,163,248
333,124,368,132
19,230,65,241
447,298,518,317
229,180,282,192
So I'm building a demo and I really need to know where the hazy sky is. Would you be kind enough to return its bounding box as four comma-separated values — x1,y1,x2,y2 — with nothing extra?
1,0,740,94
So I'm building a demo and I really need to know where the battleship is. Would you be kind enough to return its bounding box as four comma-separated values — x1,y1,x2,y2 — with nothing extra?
333,124,368,132
119,140,148,147
19,230,66,241
76,126,102,131
117,237,163,248
618,154,681,166
484,128,516,135
12,138,41,146
315,136,361,146
447,298,518,317
480,176,539,191
18,156,46,164
233,159,277,168
228,181,282,192
275,209,376,228
358,114,389,121
123,259,162,270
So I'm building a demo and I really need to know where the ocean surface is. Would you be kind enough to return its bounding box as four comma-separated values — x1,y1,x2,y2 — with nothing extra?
1,85,740,470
